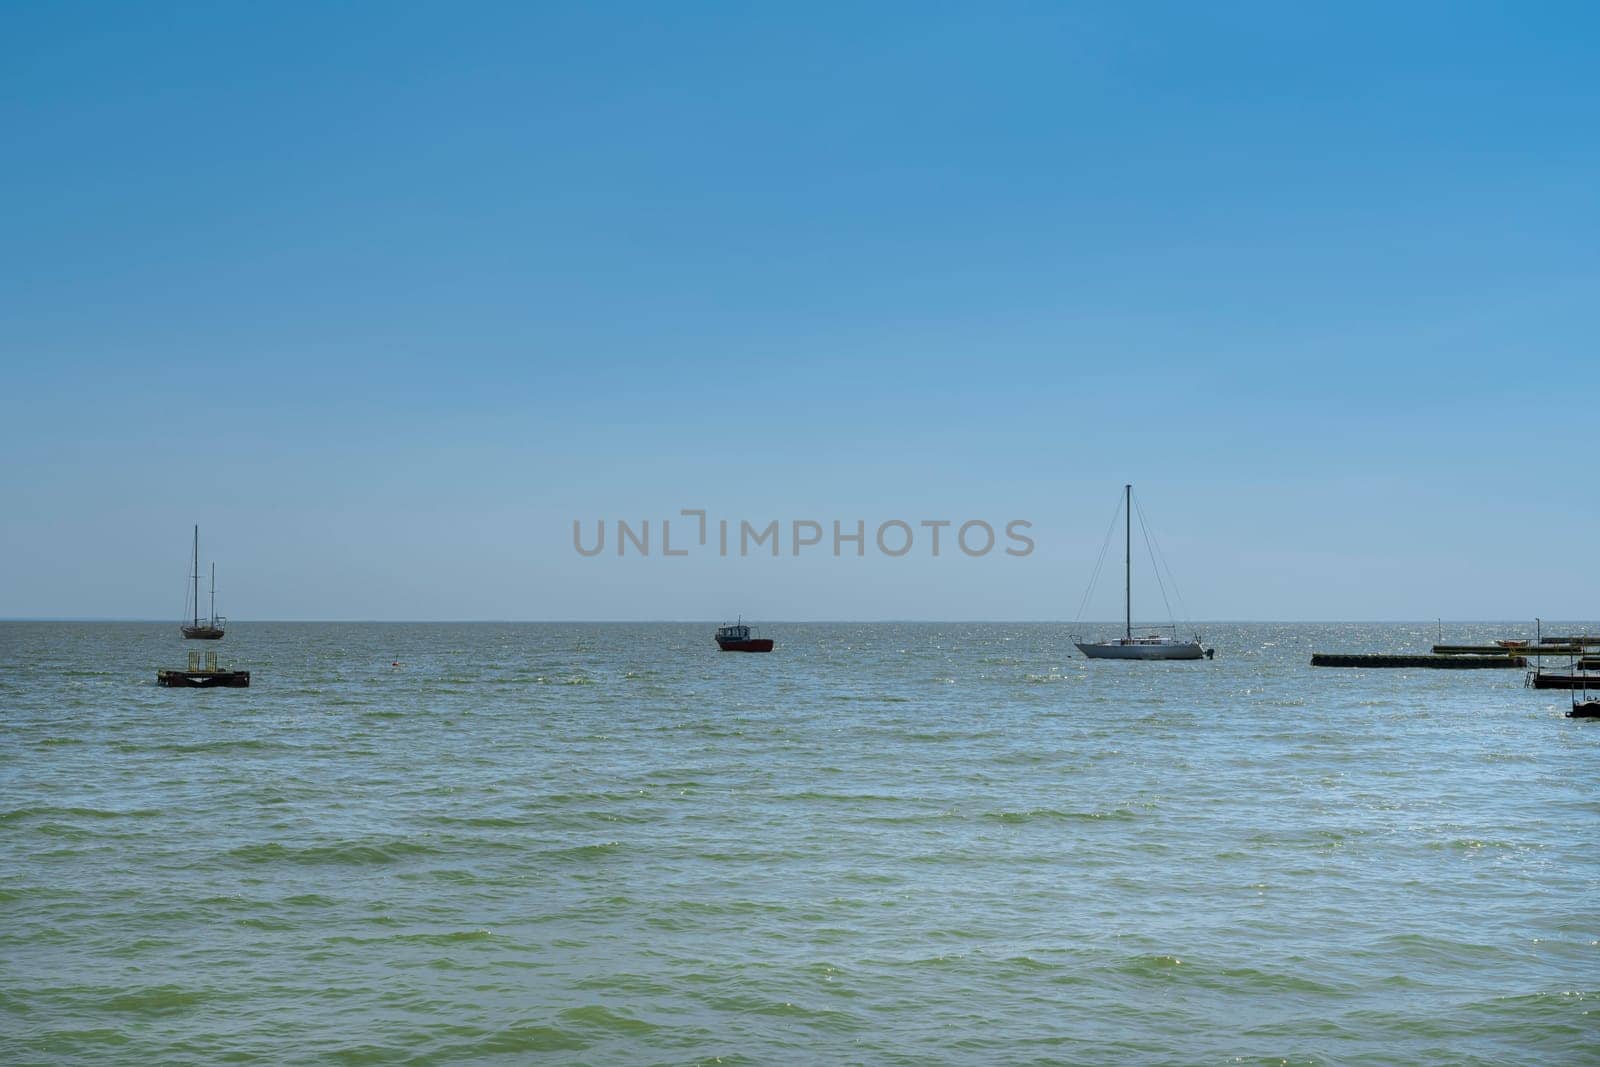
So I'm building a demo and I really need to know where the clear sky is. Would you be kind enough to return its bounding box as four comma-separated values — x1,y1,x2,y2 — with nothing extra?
2,2,1597,621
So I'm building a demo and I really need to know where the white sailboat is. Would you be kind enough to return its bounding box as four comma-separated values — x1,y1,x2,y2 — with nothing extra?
1073,485,1212,661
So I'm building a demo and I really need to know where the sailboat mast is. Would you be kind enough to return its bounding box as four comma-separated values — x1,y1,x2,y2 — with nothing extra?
209,562,216,624
192,525,201,628
1124,484,1132,639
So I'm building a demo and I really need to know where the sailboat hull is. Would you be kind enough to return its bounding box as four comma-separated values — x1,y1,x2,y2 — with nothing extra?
181,626,225,640
1075,639,1206,660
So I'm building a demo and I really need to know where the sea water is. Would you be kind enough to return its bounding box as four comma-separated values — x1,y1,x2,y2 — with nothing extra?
1,622,1595,1064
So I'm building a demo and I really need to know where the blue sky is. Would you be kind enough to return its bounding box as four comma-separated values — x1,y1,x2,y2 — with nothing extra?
2,2,1597,620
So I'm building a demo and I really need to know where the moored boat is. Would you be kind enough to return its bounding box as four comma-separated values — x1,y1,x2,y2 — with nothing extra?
715,621,773,653
1079,633,1208,660
180,525,226,640
1072,485,1213,661
1568,655,1593,723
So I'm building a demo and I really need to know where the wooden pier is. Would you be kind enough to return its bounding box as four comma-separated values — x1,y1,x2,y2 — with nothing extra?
1432,644,1578,656
1526,671,1600,690
1312,653,1528,669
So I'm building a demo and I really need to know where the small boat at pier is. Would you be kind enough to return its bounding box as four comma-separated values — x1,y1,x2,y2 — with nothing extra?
715,620,773,653
1567,657,1600,718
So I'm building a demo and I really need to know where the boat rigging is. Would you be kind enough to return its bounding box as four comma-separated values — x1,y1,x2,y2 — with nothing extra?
1071,484,1213,661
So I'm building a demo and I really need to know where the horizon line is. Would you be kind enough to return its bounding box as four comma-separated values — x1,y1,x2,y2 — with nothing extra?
0,617,1580,625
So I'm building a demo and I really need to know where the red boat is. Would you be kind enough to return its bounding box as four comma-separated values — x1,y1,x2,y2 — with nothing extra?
715,622,773,653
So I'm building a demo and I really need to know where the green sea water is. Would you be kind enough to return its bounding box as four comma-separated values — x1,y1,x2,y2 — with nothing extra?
1,622,1596,1064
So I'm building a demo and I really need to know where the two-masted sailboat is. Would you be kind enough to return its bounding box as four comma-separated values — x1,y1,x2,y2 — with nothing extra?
1072,484,1212,661
181,525,226,640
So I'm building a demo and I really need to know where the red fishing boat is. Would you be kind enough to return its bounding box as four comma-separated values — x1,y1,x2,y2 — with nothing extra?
715,621,773,653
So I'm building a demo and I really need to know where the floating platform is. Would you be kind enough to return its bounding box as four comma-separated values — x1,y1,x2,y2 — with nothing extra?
1526,672,1600,691
1311,653,1527,668
1432,644,1578,656
158,649,250,688
158,668,250,688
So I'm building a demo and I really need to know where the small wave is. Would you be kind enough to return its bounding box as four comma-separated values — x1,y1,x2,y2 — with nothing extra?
557,1004,659,1035
1114,953,1186,976
572,971,677,996
101,937,179,958
403,928,496,945
101,985,209,1015
998,954,1057,972
692,994,863,1029
786,790,902,803
0,805,161,823
981,807,1138,824
1207,965,1344,996
434,1022,590,1055
141,739,298,755
226,839,440,866
537,841,624,861
326,929,497,947
426,814,527,829
1427,837,1525,853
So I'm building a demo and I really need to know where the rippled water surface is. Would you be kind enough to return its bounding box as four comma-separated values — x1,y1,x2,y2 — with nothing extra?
2,622,1596,1064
